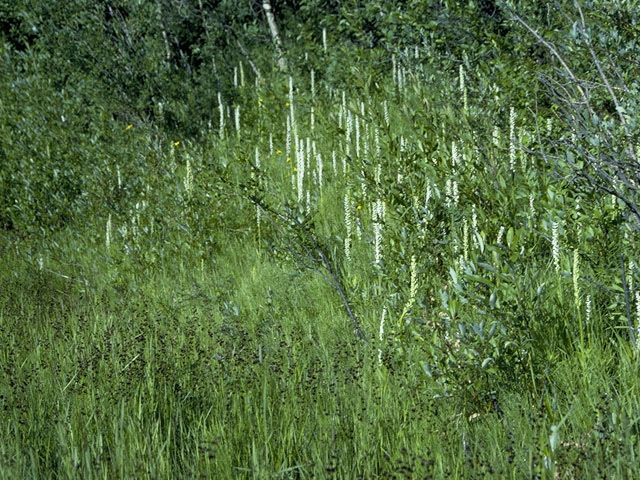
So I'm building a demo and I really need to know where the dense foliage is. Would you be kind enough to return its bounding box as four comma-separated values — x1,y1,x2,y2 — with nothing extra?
1,1,640,478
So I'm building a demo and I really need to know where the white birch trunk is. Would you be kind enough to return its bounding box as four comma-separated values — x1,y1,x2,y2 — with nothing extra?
262,1,288,72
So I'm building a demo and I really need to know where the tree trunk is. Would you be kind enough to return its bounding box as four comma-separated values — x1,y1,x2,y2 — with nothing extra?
262,1,287,72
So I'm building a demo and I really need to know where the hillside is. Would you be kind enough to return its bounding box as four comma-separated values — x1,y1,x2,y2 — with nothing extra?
1,1,639,478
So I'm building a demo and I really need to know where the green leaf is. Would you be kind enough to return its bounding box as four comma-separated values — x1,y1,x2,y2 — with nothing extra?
471,322,484,339
490,291,497,310
475,231,485,254
449,267,458,285
566,150,574,164
549,425,559,453
478,262,496,273
506,227,514,247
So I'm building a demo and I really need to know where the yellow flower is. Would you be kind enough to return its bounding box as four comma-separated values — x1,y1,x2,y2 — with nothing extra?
357,205,362,210
173,141,180,147
287,157,291,162
276,149,282,155
293,167,297,172
285,102,290,107
125,124,133,130
258,98,264,105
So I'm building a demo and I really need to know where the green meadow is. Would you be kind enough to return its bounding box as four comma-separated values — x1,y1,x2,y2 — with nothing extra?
1,1,639,478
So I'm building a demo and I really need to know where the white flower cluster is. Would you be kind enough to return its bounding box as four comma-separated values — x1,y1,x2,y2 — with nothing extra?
552,221,560,273
509,107,516,174
373,199,385,265
344,193,352,262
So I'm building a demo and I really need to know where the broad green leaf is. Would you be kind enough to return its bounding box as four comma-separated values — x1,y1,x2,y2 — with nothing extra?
490,291,497,310
449,267,458,285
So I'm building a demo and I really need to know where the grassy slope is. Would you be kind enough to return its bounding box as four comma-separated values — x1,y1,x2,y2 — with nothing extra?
2,42,640,479
1,228,638,479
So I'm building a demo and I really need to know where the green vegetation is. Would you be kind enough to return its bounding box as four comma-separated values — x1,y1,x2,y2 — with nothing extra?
1,1,640,478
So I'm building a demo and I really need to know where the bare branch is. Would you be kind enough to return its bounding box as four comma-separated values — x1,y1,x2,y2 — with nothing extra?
574,0,636,162
244,182,368,342
505,6,589,108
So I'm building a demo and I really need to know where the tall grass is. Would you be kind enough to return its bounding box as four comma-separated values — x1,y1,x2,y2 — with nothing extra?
1,34,639,479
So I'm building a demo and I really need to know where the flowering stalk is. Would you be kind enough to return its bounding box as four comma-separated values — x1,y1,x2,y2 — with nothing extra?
552,221,560,273
409,255,417,306
311,69,315,101
297,139,305,203
383,100,389,127
451,142,459,206
184,155,193,197
286,115,291,160
509,107,516,174
345,110,352,157
317,153,323,191
472,204,478,249
306,137,311,177
256,147,261,242
529,194,536,221
106,214,112,250
373,199,384,265
636,291,640,345
573,249,580,309
459,65,468,113
218,92,224,139
344,193,352,262
463,218,469,262
322,28,327,53
289,76,295,125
